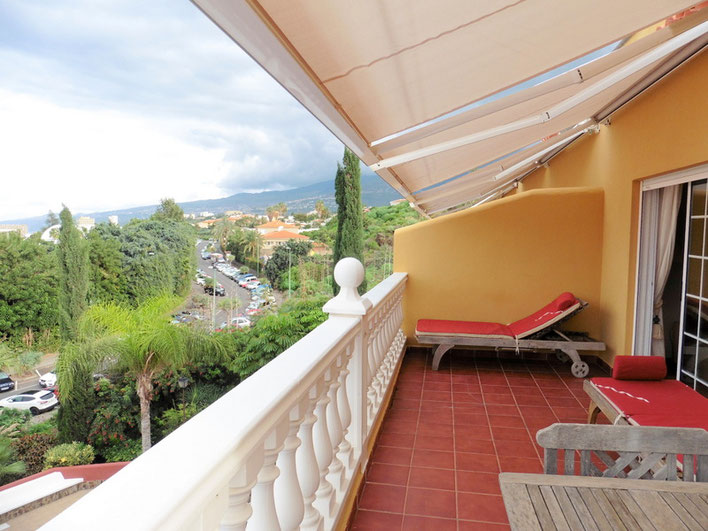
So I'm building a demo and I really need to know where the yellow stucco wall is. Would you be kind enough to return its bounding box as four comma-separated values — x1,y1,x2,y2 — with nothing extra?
394,187,604,345
515,50,708,362
393,50,708,364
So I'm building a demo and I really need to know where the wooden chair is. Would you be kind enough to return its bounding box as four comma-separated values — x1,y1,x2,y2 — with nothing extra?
536,423,708,482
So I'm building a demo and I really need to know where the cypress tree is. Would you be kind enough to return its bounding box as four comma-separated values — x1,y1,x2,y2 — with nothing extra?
57,207,89,340
333,147,366,294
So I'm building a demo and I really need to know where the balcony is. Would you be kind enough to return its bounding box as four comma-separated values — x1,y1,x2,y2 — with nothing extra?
39,256,609,530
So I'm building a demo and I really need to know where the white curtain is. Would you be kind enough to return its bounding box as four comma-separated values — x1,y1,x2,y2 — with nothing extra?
651,185,681,357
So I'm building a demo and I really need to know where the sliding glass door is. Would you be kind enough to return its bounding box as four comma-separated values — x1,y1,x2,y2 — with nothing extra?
679,179,708,394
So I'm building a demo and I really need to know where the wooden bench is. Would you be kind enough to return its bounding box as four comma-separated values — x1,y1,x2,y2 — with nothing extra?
536,423,708,481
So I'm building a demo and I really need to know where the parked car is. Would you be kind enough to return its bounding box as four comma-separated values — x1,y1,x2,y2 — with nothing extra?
238,276,257,287
204,284,226,296
0,390,58,415
38,370,57,388
0,372,15,393
219,316,252,329
245,280,261,290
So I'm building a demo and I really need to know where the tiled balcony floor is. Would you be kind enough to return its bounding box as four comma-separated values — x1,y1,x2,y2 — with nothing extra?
350,348,610,530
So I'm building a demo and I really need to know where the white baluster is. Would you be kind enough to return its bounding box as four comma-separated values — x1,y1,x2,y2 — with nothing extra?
275,399,308,531
297,384,324,531
366,330,377,428
313,371,336,525
337,345,354,472
247,422,288,531
326,358,345,495
221,451,264,531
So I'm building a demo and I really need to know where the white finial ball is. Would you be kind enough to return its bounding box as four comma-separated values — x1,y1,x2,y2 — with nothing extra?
334,257,364,289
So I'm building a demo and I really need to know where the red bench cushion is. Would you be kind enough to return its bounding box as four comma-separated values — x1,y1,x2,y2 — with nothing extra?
590,377,708,431
415,319,513,339
612,356,667,380
508,292,581,338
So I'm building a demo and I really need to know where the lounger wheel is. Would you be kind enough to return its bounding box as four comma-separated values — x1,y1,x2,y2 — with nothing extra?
556,352,570,363
571,361,589,378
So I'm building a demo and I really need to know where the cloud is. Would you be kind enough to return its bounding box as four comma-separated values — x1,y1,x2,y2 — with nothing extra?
0,0,345,220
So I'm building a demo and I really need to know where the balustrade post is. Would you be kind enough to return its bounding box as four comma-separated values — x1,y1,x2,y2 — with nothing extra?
337,344,354,472
220,451,264,531
247,422,288,531
312,369,335,524
275,399,308,531
297,383,324,531
326,356,346,495
323,258,371,474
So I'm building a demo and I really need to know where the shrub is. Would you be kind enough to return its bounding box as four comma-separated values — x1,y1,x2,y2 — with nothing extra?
43,442,95,469
102,439,141,462
11,432,57,476
23,416,57,437
16,350,43,371
156,404,199,438
0,409,31,429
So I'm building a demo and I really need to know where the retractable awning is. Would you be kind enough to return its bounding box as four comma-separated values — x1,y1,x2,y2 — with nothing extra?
193,0,708,216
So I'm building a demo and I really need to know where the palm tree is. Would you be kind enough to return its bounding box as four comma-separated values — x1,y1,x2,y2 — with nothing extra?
0,439,25,477
67,295,228,452
213,219,234,251
243,230,263,264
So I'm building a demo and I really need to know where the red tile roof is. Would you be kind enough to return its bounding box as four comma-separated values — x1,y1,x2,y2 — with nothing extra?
262,230,309,241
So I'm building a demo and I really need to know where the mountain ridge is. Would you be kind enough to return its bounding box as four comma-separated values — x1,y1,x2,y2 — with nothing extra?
4,173,403,233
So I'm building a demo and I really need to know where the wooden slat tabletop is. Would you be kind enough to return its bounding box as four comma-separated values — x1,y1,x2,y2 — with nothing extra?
500,473,708,531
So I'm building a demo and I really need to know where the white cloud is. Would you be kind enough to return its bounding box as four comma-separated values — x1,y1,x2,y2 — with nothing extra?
0,90,230,219
0,0,346,221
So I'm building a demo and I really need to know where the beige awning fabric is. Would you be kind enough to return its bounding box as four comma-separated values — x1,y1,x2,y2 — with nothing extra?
194,0,707,216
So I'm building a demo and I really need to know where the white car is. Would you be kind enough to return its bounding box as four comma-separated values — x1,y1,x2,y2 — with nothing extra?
0,390,58,415
38,370,57,388
219,316,252,329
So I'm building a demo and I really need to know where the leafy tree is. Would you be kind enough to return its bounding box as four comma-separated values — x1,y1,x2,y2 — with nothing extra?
243,230,263,264
266,202,288,220
264,240,312,287
44,211,60,231
315,200,331,219
87,223,126,304
57,207,90,340
69,295,228,452
56,341,100,444
0,234,58,345
333,147,365,294
151,198,185,222
213,219,235,252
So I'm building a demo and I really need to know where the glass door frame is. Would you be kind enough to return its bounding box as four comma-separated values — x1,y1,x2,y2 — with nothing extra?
633,164,708,385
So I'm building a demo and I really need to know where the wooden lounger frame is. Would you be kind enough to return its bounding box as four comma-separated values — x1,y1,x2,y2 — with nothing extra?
418,329,605,378
583,379,632,425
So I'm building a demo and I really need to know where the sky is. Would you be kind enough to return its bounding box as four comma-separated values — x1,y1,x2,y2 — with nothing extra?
0,0,345,221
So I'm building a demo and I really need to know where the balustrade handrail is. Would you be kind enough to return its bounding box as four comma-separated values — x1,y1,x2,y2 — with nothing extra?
42,261,408,531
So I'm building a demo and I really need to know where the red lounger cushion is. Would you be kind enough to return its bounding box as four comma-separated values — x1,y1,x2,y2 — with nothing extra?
612,356,667,380
590,377,708,431
508,292,581,339
415,319,513,339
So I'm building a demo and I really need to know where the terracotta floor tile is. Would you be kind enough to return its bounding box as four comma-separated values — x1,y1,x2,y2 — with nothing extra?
453,392,484,404
372,446,413,466
402,515,457,531
482,393,516,405
456,452,499,473
367,463,410,486
418,422,454,438
456,470,502,495
405,487,457,518
455,425,492,441
424,381,452,391
488,415,525,428
383,418,419,435
412,448,455,469
391,398,422,411
455,436,496,455
359,483,406,512
453,412,489,426
378,431,416,448
408,466,456,490
491,426,531,441
458,520,510,530
351,510,403,530
387,409,420,423
499,456,543,473
457,493,508,523
514,395,548,406
415,435,455,452
494,438,538,458
485,404,520,416
422,390,452,402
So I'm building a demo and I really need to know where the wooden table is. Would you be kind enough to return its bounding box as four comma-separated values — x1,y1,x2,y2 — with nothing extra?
499,472,708,530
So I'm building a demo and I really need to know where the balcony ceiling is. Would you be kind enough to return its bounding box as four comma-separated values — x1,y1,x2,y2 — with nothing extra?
193,0,708,216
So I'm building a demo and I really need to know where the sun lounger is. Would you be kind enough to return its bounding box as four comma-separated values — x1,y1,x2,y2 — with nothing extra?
416,292,605,377
584,356,708,429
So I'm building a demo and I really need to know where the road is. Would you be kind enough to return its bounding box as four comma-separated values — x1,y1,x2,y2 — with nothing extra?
193,240,255,328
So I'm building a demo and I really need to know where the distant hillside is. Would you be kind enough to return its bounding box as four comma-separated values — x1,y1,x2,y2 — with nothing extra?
5,172,402,233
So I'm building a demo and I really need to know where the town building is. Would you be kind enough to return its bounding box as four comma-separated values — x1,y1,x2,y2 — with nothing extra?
255,219,300,235
0,224,28,238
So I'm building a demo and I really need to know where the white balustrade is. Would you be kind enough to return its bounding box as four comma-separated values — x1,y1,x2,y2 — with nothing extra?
41,259,407,531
